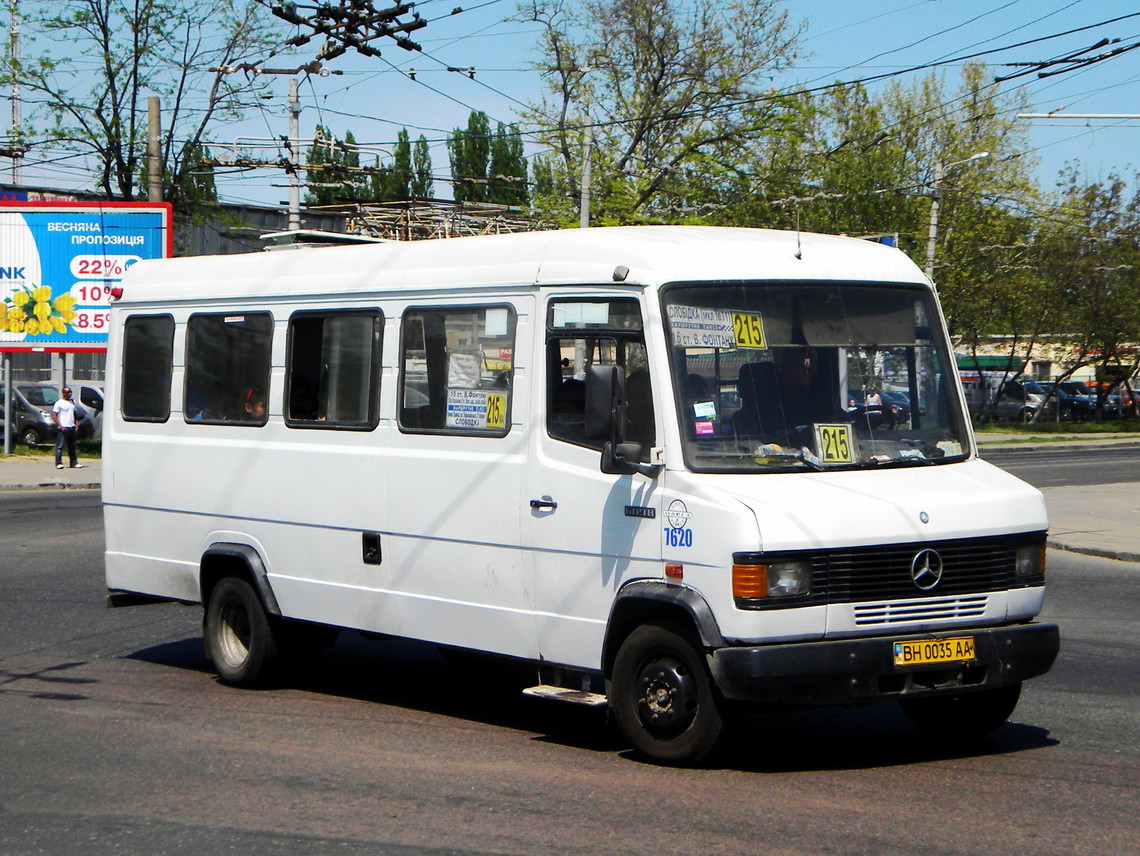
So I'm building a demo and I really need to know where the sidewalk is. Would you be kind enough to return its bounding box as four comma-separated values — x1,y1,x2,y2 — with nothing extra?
974,433,1140,562
0,453,102,490
2,445,1138,563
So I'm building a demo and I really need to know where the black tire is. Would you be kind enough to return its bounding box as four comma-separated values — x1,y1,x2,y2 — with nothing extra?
20,427,41,447
204,577,279,686
610,621,724,765
900,682,1022,740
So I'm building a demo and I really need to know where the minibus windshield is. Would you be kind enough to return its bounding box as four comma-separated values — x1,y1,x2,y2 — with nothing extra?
662,281,970,473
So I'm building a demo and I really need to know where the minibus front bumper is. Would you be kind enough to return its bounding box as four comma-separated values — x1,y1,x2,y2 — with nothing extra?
708,622,1059,705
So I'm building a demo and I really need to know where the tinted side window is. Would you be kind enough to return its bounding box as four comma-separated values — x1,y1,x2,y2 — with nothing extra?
286,310,382,429
545,298,653,457
398,305,515,436
122,314,174,421
185,313,273,425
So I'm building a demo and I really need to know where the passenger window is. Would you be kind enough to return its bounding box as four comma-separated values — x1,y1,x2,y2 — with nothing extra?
185,313,273,425
122,314,174,421
398,305,515,435
286,311,381,429
546,298,653,458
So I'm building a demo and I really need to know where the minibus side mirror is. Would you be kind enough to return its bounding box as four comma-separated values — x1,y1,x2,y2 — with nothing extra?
585,365,662,479
585,364,622,443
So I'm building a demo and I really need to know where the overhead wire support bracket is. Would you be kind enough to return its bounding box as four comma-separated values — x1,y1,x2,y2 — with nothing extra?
263,0,426,59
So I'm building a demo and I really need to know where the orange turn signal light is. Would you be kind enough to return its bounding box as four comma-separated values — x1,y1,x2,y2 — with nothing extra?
732,563,767,599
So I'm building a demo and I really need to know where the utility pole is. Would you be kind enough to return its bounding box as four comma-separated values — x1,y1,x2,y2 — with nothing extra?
210,63,339,230
147,96,162,202
924,161,944,283
579,125,593,229
925,152,989,284
6,0,23,183
288,79,301,230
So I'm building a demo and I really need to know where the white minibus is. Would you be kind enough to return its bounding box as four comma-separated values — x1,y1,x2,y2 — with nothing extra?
103,226,1058,765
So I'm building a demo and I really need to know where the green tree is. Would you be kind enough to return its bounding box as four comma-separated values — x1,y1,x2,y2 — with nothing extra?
9,0,278,209
166,141,217,213
448,111,492,203
370,128,413,201
1031,169,1140,416
411,134,434,198
488,123,528,206
521,0,803,223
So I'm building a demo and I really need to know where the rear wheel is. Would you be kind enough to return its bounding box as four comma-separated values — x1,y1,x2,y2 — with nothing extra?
610,621,724,765
900,682,1022,739
204,577,279,686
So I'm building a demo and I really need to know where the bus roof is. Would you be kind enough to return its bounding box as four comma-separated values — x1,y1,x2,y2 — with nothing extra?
116,225,931,303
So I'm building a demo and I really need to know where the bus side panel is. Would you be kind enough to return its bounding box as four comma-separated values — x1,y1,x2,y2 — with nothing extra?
104,507,202,603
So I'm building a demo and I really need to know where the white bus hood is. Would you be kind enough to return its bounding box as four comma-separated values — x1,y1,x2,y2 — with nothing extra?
708,457,1046,553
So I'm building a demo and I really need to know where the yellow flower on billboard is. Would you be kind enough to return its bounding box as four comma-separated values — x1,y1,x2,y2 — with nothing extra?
4,284,81,337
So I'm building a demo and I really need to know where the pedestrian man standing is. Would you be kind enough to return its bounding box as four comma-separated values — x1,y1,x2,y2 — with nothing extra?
52,387,85,470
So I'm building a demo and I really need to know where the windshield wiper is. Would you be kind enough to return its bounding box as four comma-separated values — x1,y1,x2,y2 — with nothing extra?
859,453,934,469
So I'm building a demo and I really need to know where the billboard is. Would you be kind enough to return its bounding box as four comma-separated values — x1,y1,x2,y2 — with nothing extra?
0,201,172,353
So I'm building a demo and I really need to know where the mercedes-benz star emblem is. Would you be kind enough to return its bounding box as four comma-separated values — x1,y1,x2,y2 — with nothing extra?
910,549,943,590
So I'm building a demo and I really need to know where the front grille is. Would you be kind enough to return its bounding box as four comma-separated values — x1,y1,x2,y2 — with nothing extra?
817,539,1017,603
734,532,1044,610
853,594,988,625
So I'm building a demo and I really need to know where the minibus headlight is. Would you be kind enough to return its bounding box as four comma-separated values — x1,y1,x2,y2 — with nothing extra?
732,560,812,600
1015,544,1046,579
767,561,812,596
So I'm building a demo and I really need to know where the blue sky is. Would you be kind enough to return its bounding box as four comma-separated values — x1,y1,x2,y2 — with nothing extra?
11,0,1140,207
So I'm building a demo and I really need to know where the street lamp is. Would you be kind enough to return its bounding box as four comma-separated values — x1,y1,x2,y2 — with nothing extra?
924,151,989,283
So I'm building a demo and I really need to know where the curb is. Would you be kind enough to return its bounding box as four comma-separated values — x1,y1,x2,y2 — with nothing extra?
1046,537,1140,565
0,483,101,492
977,439,1140,454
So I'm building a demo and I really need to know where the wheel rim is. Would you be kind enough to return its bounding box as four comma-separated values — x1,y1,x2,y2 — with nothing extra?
634,654,699,736
216,600,252,668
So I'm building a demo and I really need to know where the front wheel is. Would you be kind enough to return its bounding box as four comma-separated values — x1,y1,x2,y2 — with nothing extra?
20,427,42,447
900,682,1022,740
204,577,279,686
610,621,724,765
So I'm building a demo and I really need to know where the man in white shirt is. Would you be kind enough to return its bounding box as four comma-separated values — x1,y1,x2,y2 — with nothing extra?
52,387,85,469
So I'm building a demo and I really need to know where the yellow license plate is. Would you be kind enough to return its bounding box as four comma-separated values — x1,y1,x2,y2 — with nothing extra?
893,636,976,667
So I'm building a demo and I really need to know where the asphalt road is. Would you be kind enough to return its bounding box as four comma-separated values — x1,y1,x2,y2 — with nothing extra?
981,444,1140,488
1,490,1137,856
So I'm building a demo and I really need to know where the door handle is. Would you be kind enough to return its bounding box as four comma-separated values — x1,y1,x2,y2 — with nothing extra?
530,497,558,510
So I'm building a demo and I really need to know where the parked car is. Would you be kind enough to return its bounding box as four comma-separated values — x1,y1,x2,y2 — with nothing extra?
0,384,63,446
18,384,96,439
965,378,1044,422
1041,380,1102,421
